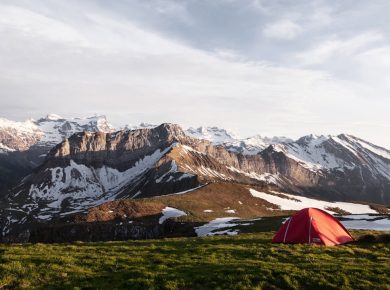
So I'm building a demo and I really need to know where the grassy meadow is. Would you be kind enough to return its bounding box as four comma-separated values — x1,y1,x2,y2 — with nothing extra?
0,230,389,290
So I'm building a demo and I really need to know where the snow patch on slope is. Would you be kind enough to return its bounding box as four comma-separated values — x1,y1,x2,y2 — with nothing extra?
345,135,390,160
228,166,280,184
0,143,15,152
249,189,377,214
159,207,187,224
341,217,390,231
156,161,178,183
273,135,353,171
29,147,171,215
271,134,390,183
195,217,239,236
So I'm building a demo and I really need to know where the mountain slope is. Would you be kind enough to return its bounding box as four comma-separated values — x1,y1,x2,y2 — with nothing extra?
1,118,390,242
261,134,390,203
2,123,390,240
0,114,114,152
0,114,114,193
2,123,278,237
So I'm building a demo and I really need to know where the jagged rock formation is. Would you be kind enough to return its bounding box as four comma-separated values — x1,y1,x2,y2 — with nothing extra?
0,114,114,152
0,114,114,193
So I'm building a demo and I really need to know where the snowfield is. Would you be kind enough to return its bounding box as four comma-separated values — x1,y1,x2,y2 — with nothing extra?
342,214,379,220
340,217,390,231
249,189,377,214
194,217,240,236
28,147,174,218
194,215,390,237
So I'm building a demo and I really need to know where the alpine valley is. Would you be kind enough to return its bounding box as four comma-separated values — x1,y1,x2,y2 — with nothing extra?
0,115,389,242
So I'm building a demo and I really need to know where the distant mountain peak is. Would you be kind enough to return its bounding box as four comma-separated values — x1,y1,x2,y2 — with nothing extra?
186,126,293,155
0,114,115,152
124,122,157,131
45,113,63,121
186,126,239,145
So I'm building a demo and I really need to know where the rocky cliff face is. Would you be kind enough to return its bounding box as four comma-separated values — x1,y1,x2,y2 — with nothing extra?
0,114,114,153
0,115,114,194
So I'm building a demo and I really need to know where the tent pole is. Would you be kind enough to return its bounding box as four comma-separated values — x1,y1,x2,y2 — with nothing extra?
283,217,292,243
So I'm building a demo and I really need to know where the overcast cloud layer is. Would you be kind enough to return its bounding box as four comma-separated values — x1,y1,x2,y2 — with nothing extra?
0,0,389,147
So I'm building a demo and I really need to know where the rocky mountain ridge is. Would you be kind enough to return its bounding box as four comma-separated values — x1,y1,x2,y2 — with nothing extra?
0,115,292,158
1,116,389,241
0,114,114,153
0,114,114,192
1,122,389,236
186,126,293,155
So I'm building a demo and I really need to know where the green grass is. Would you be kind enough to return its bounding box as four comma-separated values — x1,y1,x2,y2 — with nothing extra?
0,231,389,290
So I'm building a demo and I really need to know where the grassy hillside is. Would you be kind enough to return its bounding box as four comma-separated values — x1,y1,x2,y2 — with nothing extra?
0,231,389,290
74,183,389,225
77,183,296,224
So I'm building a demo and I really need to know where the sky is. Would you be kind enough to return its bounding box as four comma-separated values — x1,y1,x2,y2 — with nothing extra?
0,0,390,147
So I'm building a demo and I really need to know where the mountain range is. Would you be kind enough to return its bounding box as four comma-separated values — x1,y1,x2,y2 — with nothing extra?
0,114,389,242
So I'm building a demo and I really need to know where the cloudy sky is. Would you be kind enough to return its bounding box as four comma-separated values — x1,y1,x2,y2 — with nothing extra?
1,0,390,147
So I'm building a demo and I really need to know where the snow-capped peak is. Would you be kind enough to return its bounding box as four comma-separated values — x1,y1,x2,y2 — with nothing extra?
186,126,239,144
296,134,330,145
273,134,354,171
185,126,293,155
0,117,39,133
36,114,115,146
0,114,115,152
269,132,390,182
0,117,42,151
45,114,63,121
337,134,390,160
124,122,157,131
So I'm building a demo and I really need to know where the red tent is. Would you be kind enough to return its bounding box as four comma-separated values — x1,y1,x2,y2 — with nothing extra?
272,208,354,246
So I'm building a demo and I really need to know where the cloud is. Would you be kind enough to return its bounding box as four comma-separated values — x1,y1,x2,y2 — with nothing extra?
295,31,385,65
0,1,389,148
149,0,193,23
263,19,302,40
0,4,89,46
0,3,351,132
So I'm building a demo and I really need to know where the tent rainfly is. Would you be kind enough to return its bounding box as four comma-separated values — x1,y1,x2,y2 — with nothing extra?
272,208,354,246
